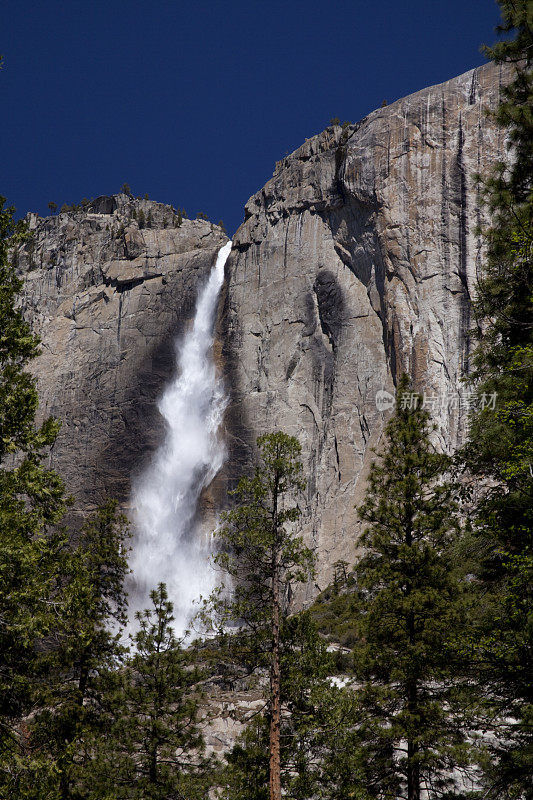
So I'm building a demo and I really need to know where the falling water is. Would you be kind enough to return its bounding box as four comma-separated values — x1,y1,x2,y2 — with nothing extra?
129,241,232,636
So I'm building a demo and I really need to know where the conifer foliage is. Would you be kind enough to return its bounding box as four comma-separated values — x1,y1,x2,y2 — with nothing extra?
220,611,350,800
207,432,315,800
464,2,533,795
87,583,208,800
30,501,130,800
0,198,68,791
353,375,471,800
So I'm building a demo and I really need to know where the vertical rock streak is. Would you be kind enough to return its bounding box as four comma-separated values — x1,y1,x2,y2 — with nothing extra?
130,241,232,634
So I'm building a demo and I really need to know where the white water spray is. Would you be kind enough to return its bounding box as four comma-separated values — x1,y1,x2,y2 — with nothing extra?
129,241,232,636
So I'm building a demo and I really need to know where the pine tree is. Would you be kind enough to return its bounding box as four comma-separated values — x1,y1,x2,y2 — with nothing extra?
206,432,315,800
86,583,207,800
219,611,355,800
481,0,533,219
463,3,533,794
354,376,473,800
28,501,130,800
0,197,67,790
278,613,355,800
222,716,270,800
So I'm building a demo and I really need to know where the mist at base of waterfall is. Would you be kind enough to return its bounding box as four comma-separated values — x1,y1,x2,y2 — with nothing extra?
128,241,232,638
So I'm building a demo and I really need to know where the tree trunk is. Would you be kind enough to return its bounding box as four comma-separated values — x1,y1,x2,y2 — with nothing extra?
269,479,282,800
406,607,420,800
405,519,419,800
59,766,70,800
149,737,158,784
269,588,281,800
407,730,420,800
407,696,420,800
58,649,91,800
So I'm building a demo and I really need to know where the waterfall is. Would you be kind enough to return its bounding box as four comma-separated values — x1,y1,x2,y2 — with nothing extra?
129,241,232,636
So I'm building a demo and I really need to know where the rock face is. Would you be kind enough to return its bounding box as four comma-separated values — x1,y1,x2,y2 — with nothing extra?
17,195,227,507
222,60,509,592
19,61,510,597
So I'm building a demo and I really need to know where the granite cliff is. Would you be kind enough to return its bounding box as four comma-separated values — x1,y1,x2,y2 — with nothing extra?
17,195,227,506
18,60,509,592
221,59,509,590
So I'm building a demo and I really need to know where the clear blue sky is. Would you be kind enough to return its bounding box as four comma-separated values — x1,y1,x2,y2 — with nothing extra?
2,0,501,235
